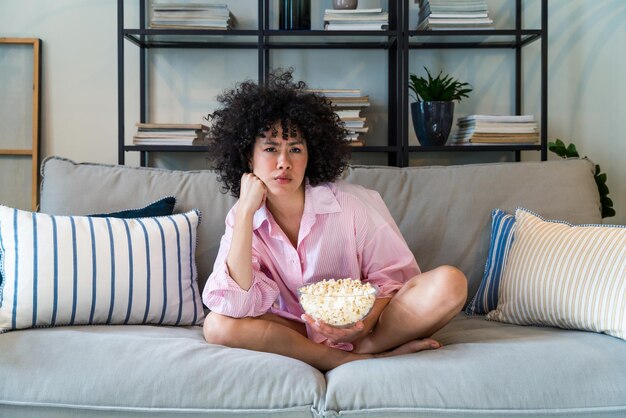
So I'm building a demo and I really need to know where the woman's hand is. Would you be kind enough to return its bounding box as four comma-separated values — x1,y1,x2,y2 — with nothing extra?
301,313,374,345
238,173,266,214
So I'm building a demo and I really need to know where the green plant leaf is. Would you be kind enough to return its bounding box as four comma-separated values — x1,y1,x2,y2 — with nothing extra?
602,207,616,218
596,173,607,184
408,67,472,102
598,182,609,196
601,196,614,207
565,143,579,158
548,142,566,158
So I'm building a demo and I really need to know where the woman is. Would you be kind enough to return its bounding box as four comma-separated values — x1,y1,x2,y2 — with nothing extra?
202,70,467,371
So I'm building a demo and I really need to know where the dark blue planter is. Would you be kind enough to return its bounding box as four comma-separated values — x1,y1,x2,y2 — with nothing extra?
411,101,455,146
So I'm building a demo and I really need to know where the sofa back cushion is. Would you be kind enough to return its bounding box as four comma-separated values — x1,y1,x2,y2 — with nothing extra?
40,157,236,292
40,157,600,297
343,159,601,299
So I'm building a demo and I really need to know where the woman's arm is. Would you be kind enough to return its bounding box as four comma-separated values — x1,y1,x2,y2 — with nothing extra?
225,173,267,291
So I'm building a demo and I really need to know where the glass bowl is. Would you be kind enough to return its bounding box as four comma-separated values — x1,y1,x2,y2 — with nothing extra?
297,279,378,328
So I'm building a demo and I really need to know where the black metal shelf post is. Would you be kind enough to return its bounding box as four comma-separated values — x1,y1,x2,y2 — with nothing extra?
118,0,547,167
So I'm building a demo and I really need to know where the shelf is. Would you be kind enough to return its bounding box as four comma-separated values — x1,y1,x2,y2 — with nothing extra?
264,31,396,49
350,146,399,152
408,30,542,49
125,145,209,152
124,29,259,48
125,145,397,153
124,29,397,49
408,144,542,152
118,0,548,167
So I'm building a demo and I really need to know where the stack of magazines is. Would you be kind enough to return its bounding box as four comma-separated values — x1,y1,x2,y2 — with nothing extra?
150,2,236,29
133,123,209,146
452,115,539,144
307,89,370,146
323,8,389,31
417,0,493,30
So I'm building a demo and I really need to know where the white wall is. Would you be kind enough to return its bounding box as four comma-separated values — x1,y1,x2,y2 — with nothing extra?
1,0,625,224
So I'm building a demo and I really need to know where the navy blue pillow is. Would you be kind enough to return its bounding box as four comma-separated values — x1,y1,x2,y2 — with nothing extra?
89,196,176,219
465,208,516,316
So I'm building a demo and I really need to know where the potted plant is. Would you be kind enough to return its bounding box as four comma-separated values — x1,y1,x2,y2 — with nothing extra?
409,67,472,146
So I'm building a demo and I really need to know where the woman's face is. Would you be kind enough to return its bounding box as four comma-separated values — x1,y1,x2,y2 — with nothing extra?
250,123,308,198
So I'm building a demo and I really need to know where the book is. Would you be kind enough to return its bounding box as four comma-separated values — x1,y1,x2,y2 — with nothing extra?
452,133,539,144
134,130,204,138
151,3,234,29
133,137,209,146
324,15,389,22
335,109,361,118
332,101,371,108
342,120,366,128
458,115,535,123
323,8,388,31
457,121,537,128
306,89,362,97
428,13,488,18
323,8,383,14
348,139,365,147
136,123,209,130
325,23,388,31
326,95,369,103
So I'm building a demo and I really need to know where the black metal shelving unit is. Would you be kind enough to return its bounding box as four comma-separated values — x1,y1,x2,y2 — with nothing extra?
118,0,547,167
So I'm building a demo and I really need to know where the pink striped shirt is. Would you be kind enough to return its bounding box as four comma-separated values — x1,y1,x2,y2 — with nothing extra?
202,181,420,350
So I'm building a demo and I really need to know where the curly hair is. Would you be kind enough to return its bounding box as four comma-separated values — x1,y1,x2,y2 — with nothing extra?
206,69,351,197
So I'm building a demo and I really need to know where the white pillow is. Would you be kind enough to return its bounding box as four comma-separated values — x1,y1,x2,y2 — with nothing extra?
486,208,626,340
0,205,205,332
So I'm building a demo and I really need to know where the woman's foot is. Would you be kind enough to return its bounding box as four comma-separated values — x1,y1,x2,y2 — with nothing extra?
373,338,441,358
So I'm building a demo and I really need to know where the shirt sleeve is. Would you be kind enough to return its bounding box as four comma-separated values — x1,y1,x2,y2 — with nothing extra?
202,206,280,318
355,190,421,298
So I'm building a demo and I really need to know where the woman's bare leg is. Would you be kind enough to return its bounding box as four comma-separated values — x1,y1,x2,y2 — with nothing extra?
354,265,468,354
203,312,438,372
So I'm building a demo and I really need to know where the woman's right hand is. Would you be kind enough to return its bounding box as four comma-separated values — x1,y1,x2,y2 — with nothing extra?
238,173,267,214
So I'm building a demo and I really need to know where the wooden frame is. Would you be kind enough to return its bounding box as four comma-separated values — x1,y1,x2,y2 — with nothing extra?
0,38,42,211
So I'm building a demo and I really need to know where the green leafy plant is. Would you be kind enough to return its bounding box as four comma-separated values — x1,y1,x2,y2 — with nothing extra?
409,67,472,102
549,139,615,218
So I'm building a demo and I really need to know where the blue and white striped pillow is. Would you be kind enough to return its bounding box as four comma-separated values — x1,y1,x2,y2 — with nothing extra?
465,209,516,315
0,205,205,332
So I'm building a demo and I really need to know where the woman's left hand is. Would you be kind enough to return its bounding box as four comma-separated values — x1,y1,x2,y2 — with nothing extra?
300,314,373,344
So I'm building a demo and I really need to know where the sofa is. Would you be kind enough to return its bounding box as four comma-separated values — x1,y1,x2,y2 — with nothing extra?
0,156,624,417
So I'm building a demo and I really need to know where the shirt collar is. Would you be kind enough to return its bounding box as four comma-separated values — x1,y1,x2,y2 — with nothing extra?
251,182,341,231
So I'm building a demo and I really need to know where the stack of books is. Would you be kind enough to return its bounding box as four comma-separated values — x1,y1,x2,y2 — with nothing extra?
452,115,539,145
416,0,493,30
150,2,236,29
307,89,370,146
133,123,209,146
323,8,389,31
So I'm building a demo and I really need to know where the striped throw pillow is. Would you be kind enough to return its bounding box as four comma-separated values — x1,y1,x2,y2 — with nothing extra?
0,205,205,332
486,208,626,340
465,209,516,315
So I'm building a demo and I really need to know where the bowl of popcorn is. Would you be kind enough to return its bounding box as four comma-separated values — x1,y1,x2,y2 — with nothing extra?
298,278,378,327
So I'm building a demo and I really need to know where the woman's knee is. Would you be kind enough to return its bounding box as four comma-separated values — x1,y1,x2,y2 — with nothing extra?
434,265,468,309
203,312,239,346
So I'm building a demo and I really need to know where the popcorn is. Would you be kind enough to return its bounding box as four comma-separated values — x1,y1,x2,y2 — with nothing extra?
298,278,377,327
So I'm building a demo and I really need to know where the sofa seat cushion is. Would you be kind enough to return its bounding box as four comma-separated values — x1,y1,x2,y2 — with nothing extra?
323,314,626,417
0,325,325,417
